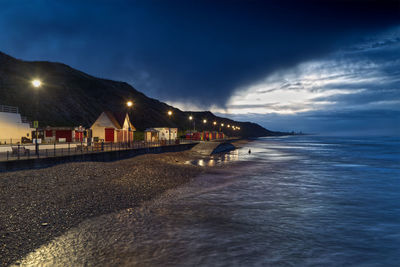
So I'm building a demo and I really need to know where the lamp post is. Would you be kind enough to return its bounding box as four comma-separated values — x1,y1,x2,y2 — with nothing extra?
189,115,195,132
168,110,172,144
126,101,133,147
32,79,41,155
202,119,207,141
213,121,217,139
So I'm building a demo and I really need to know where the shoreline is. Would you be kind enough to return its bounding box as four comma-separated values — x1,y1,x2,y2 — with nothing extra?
0,140,250,266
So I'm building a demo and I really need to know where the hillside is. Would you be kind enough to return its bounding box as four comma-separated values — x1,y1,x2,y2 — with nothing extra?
0,51,275,137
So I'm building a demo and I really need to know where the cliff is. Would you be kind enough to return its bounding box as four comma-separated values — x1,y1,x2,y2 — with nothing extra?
0,51,275,137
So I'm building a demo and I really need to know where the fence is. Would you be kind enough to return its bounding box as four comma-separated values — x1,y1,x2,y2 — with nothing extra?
0,105,19,114
0,139,196,162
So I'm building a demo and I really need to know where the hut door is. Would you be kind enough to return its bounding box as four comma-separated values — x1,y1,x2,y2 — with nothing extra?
105,128,115,142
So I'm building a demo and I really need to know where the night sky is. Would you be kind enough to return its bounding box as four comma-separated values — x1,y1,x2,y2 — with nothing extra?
1,0,399,134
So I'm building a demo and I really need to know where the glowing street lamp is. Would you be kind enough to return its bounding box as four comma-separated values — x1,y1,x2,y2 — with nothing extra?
213,121,217,125
126,101,133,147
167,110,173,143
221,123,224,127
32,79,41,88
32,79,42,155
203,119,207,124
227,124,230,128
188,115,195,132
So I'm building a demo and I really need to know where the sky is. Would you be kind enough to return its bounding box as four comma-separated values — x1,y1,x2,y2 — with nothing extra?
1,0,399,135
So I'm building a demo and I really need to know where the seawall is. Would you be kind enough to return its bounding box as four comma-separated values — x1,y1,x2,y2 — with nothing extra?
0,143,197,172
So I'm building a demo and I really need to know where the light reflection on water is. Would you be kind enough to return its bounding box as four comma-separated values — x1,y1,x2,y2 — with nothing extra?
16,136,400,266
187,149,240,166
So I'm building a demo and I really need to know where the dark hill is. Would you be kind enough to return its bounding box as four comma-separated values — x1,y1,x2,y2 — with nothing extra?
0,51,276,137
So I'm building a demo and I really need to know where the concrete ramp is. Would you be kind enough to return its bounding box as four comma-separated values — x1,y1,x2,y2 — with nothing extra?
191,141,236,155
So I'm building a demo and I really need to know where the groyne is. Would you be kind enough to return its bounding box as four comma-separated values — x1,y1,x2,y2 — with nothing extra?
190,141,237,155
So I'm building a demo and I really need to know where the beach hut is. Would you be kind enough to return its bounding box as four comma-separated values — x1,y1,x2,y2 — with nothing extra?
90,111,136,143
74,126,85,142
201,131,211,141
185,131,201,141
44,127,74,143
144,128,159,142
144,127,178,142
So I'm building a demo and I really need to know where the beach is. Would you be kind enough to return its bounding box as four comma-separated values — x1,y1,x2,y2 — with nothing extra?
0,149,212,266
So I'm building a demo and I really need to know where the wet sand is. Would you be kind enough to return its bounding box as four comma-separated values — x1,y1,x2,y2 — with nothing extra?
0,150,206,266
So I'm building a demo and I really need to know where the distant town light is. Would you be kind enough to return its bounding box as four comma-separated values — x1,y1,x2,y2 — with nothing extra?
126,101,133,107
203,119,207,124
32,79,41,88
189,115,193,120
221,123,224,127
227,125,230,128
168,110,172,116
213,121,217,125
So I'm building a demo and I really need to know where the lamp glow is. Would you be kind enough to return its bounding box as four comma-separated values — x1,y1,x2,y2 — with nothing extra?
126,101,133,107
32,79,41,88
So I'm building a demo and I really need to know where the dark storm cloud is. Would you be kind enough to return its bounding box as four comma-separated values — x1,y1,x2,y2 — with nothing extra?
0,0,399,106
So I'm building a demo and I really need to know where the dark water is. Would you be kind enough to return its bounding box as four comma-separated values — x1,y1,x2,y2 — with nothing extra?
18,136,400,266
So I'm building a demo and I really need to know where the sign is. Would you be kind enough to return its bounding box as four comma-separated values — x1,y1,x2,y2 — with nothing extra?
33,120,39,128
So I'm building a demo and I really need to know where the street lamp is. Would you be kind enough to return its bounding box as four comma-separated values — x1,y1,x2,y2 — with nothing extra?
167,110,172,144
189,115,195,132
32,79,42,155
126,101,133,147
203,119,207,124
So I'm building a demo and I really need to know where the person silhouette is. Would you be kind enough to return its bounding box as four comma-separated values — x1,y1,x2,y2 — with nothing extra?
248,149,251,154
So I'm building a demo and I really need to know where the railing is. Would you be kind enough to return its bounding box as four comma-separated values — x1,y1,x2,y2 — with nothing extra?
21,116,30,123
0,105,19,114
0,139,197,161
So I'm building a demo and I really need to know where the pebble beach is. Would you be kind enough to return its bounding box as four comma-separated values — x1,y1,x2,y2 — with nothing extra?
0,150,206,266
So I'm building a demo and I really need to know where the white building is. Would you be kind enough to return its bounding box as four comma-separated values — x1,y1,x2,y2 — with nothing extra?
0,105,32,144
144,127,178,142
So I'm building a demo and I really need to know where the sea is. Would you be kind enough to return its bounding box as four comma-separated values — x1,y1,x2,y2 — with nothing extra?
18,136,400,266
